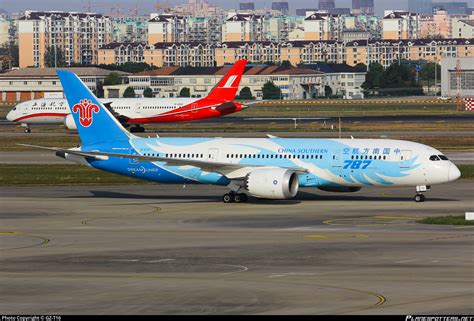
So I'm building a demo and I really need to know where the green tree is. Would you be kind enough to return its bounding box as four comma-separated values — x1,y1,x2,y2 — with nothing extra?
324,85,333,97
44,45,66,67
143,87,154,98
94,81,104,98
237,87,254,100
179,87,191,98
0,43,19,67
103,72,123,86
262,81,282,100
362,62,384,90
419,62,441,82
280,60,292,67
123,87,136,98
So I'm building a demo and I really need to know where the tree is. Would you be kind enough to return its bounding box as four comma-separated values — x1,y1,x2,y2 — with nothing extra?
237,87,254,100
179,87,191,98
262,81,282,100
123,87,136,98
0,43,19,67
44,45,66,67
103,72,123,86
419,62,441,82
324,85,333,97
362,62,384,90
143,87,154,98
280,60,292,68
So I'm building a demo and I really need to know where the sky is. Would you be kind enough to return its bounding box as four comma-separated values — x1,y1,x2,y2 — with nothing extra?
1,0,474,16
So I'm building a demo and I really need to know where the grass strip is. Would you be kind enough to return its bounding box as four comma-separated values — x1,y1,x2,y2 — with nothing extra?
418,216,474,226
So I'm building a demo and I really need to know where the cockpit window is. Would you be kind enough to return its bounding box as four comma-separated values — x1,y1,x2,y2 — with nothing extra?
438,155,449,160
12,107,16,111
429,155,440,161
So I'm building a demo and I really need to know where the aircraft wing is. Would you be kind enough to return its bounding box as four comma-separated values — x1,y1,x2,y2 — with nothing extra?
18,144,308,179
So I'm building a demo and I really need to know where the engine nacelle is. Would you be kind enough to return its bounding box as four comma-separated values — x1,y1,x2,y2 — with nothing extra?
244,168,299,199
64,114,77,130
318,186,362,193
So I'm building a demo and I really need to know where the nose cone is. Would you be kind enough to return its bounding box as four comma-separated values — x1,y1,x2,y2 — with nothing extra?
448,164,461,182
6,109,14,121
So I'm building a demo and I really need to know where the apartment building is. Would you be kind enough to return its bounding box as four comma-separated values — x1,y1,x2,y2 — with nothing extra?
112,16,148,44
382,11,420,40
147,14,187,45
98,42,145,65
100,38,474,70
304,12,343,41
18,11,113,68
223,14,267,42
187,17,222,44
452,20,474,38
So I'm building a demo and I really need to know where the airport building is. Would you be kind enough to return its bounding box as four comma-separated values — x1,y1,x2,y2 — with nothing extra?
0,67,128,102
104,64,365,100
440,57,474,97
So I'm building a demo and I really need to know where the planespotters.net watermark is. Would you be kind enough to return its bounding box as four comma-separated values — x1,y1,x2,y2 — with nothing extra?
406,316,474,321
2,317,61,321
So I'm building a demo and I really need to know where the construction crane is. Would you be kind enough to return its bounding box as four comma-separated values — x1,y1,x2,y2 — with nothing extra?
455,58,464,112
155,0,171,13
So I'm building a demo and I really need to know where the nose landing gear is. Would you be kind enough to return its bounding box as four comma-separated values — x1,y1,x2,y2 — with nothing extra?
414,185,430,202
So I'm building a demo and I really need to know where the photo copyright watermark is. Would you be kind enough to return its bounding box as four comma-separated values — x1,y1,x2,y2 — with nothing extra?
406,316,474,321
2,316,61,321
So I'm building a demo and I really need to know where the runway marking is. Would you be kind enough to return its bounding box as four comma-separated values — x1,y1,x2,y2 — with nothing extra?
81,205,162,226
395,259,419,264
0,231,50,251
323,215,419,227
304,234,368,239
219,264,249,275
145,259,176,263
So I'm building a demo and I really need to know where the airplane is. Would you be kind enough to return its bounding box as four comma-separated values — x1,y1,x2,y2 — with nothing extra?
6,59,248,133
21,70,461,203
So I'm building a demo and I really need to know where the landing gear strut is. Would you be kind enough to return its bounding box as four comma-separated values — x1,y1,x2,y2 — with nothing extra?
223,192,248,203
21,124,31,133
414,185,430,202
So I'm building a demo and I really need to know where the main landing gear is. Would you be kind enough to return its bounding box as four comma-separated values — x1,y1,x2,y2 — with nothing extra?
21,124,31,133
129,125,145,133
414,185,430,202
223,192,249,203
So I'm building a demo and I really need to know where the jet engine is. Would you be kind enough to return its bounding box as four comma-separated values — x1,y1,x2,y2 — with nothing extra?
64,114,77,130
318,186,362,193
244,168,299,199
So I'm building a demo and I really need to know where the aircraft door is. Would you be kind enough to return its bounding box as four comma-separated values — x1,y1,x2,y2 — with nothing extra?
208,148,219,162
136,103,141,114
129,148,139,165
399,150,412,168
331,150,342,167
192,103,198,113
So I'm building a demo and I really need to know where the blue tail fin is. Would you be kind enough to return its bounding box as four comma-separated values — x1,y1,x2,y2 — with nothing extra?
56,70,131,146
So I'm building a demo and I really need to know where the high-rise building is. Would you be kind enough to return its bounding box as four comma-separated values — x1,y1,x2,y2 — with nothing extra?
318,0,336,11
271,2,289,15
408,0,432,15
18,11,113,68
239,2,255,11
352,0,375,15
432,2,469,15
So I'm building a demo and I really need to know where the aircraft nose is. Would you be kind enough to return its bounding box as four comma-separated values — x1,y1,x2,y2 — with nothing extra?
6,109,14,121
448,163,461,182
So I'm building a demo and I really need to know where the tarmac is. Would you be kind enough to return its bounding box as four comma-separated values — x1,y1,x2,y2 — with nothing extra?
1,182,473,314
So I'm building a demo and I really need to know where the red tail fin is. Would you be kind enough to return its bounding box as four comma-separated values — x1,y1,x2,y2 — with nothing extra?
206,59,247,101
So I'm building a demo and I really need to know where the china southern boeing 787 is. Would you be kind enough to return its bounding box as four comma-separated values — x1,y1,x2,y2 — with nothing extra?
22,70,461,203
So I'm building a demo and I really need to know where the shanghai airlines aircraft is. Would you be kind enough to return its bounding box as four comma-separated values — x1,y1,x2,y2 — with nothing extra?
6,59,248,133
22,70,461,203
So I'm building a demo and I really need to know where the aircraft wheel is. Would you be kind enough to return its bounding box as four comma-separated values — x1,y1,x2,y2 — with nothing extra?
223,193,233,203
24,128,31,133
238,193,248,203
414,194,425,202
